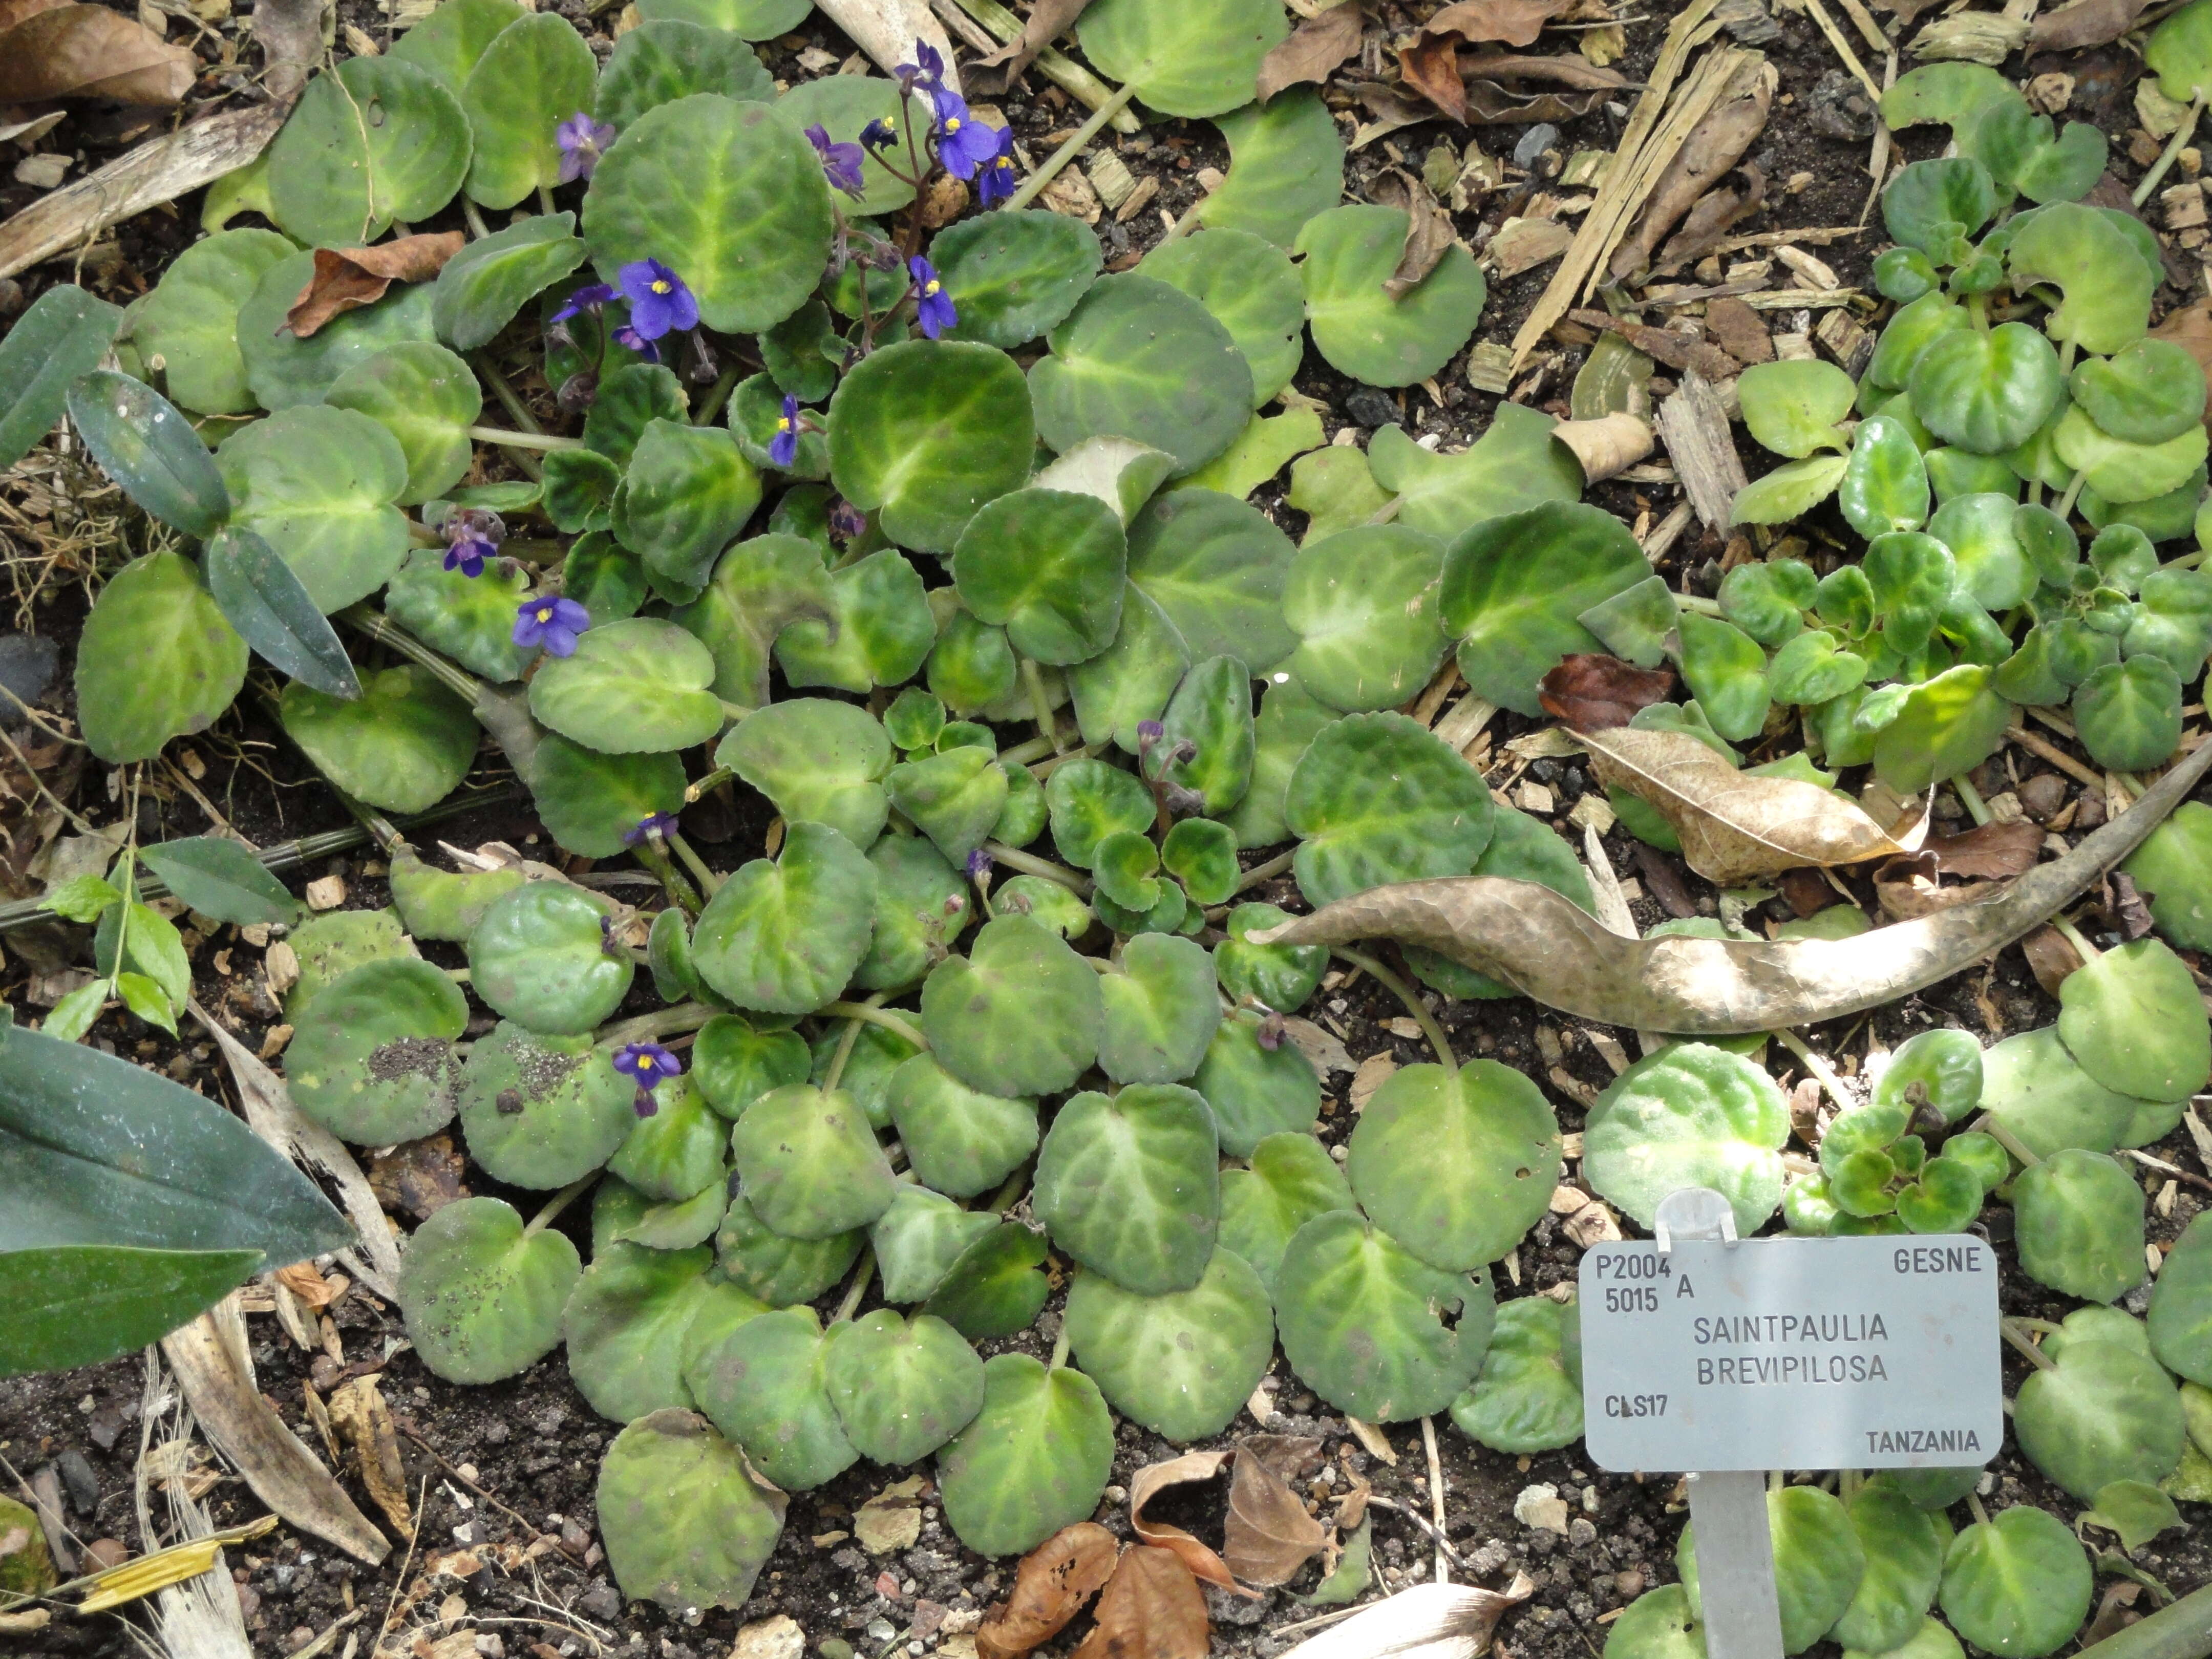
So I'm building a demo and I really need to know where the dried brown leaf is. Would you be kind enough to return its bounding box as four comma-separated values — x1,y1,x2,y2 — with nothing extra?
1462,80,1611,124
367,1133,469,1222
1071,1547,1209,1659
1458,49,1628,88
1537,654,1674,729
2027,0,2145,52
161,1298,391,1565
1584,726,1912,883
0,3,195,105
2018,924,2083,997
1702,290,1773,365
1222,1442,1327,1588
2151,301,2212,430
1258,0,1364,102
1423,0,1571,49
326,1375,413,1540
1545,414,1653,485
1653,166,1768,276
0,0,70,31
286,233,466,338
1371,168,1457,294
1129,1450,1241,1593
250,0,321,98
1569,309,1739,383
1919,819,2042,880
2108,870,2155,940
1608,56,1776,281
964,0,1095,93
976,1523,1119,1659
1399,36,1471,121
1279,1576,1536,1659
1246,734,2212,1034
1873,854,1995,921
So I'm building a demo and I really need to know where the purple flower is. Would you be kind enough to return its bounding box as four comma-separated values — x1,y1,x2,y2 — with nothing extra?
556,112,617,183
514,594,590,656
613,1040,684,1116
806,123,868,198
618,259,698,341
966,847,993,880
975,124,1018,205
860,115,900,151
829,499,867,542
610,323,660,364
770,394,802,468
895,39,945,94
623,811,680,846
550,281,618,324
441,508,503,580
1136,719,1165,743
909,256,956,339
931,91,1003,182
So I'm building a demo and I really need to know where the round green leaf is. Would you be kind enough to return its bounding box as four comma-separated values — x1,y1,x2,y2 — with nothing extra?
1738,359,1855,459
1098,932,1221,1085
433,209,589,351
456,1020,634,1187
686,1305,857,1490
1871,664,2011,795
286,958,467,1143
74,550,246,765
1065,1247,1273,1441
2074,653,2184,772
268,57,472,246
1733,455,1849,526
776,547,935,693
1193,1009,1322,1159
527,617,722,753
691,820,877,1015
2054,404,2208,505
2015,1337,2184,1501
1928,491,2034,611
1159,651,1255,813
829,338,1035,552
922,913,1103,1096
1140,228,1304,407
608,1075,729,1202
1030,275,1252,476
852,835,969,992
126,228,296,416
1832,1478,1945,1655
885,745,1010,865
635,0,807,39
1222,678,1334,849
1349,1060,1561,1272
385,547,533,682
325,342,481,506
1285,711,1495,906
1283,525,1448,712
1274,1210,1494,1423
2059,937,2210,1103
527,735,689,860
217,404,410,610
460,12,599,208
728,1082,896,1239
1449,1294,1582,1453
952,487,1126,665
1604,1588,1703,1659
584,95,834,332
1125,487,1296,667
279,666,476,814
718,698,891,851
596,1410,786,1613
2122,799,2212,951
2070,339,2207,445
923,208,1102,350
1940,1508,2092,1658
467,880,633,1034
236,248,438,410
1035,1083,1218,1294
869,1185,994,1306
1218,1132,1354,1295
388,0,527,93
1982,1026,2134,1158
1840,414,1931,537
1199,88,1343,247
1297,204,1487,388
775,76,931,217
935,1353,1115,1558
612,419,761,594
883,1053,1036,1200
715,1195,861,1306
2014,1148,2146,1304
1078,0,1283,114
822,1309,985,1464
566,1240,719,1421
1584,1042,1789,1238
598,19,769,130
1441,501,1649,715
2007,202,2156,356
1214,902,1327,1016
398,1195,579,1382
923,1220,1052,1339
2149,1212,2212,1384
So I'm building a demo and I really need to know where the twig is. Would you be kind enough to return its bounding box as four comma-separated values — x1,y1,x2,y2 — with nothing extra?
1004,82,1140,213
1235,848,1297,894
1799,0,1884,101
1421,1416,1448,1585
1364,1496,1470,1571
2135,90,2207,207
374,1476,432,1646
929,0,1142,132
2006,724,2102,789
395,1427,544,1541
1771,1028,1854,1116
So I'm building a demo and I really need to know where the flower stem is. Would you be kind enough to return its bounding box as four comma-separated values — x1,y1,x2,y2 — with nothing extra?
1971,1111,2042,1168
632,839,704,918
1771,1027,1854,1116
598,1001,719,1049
831,1248,877,1325
461,198,492,239
525,1174,598,1237
1998,1316,2058,1372
693,365,741,427
1047,1323,1071,1370
469,351,545,480
2134,90,2207,207
665,829,722,898
1333,947,1454,1074
1003,80,1140,214
819,1001,929,1051
1949,772,1992,827
466,426,584,452
981,841,1093,896
1020,658,1065,752
685,766,735,804
825,990,890,1091
2050,913,2101,961
984,1163,1031,1216
337,607,487,706
1234,847,1297,894
2055,467,2088,520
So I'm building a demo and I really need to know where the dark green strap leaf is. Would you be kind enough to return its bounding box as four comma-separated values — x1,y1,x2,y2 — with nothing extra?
204,527,364,698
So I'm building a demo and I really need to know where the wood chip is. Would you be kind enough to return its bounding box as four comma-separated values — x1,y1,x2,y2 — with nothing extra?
1466,340,1516,393
1568,309,1739,382
1704,294,1772,365
1343,1417,1398,1464
1815,306,1876,377
1653,368,1747,528
1349,1052,1398,1109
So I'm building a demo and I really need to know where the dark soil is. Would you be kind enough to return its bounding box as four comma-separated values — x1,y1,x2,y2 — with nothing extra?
4,0,2212,1655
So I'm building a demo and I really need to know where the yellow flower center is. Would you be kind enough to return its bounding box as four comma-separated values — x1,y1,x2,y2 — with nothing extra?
776,416,793,433
537,606,553,623
924,280,940,296
945,116,961,132
650,279,671,294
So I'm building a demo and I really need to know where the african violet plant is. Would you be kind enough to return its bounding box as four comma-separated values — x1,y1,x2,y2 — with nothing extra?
8,0,2212,1634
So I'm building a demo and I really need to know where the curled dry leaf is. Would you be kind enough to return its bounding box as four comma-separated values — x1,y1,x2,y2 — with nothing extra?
1129,1450,1241,1593
1654,166,1769,278
2150,300,2212,431
1397,0,1573,120
1874,854,1996,921
1917,820,2043,880
1256,0,1365,103
2027,0,2146,52
0,3,196,105
1608,56,1776,281
1071,1546,1210,1659
326,1374,413,1540
1462,82,1612,124
2107,870,2155,941
976,1523,1120,1659
1223,1437,1328,1588
1538,654,1674,730
1248,733,2212,1035
1280,1576,1537,1659
1458,50,1629,89
2018,923,2083,997
287,233,468,338
963,0,1094,93
1371,169,1459,295
1583,726,1915,883
1569,310,1738,383
1546,413,1653,485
